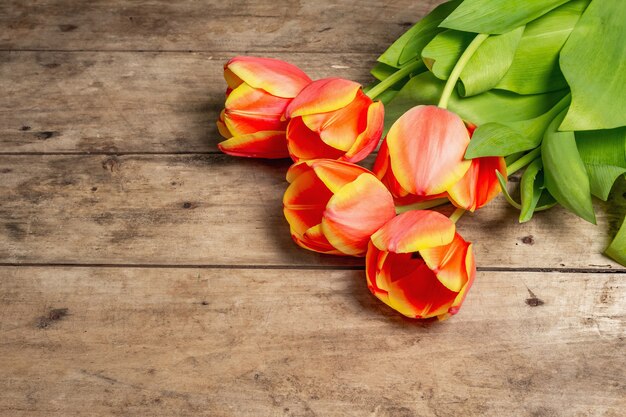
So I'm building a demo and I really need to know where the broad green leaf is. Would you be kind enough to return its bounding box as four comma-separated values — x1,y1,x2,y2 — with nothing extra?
386,71,567,130
575,127,626,201
495,0,589,95
422,30,474,80
440,0,570,34
459,27,524,97
520,158,543,222
560,0,626,130
606,214,626,266
370,62,398,82
542,109,596,224
378,0,462,68
466,94,570,158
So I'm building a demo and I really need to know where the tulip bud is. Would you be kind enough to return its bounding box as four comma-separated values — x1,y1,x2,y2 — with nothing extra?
283,159,396,256
284,78,385,163
218,56,312,159
366,210,475,320
373,105,506,211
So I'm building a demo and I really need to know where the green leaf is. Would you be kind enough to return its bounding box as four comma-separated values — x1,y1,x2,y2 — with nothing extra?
378,0,462,68
466,94,571,158
385,71,567,130
542,108,596,224
440,0,570,34
495,0,589,95
575,127,626,201
560,0,626,130
519,158,543,222
606,214,626,267
496,171,521,210
422,30,474,80
370,62,398,82
458,27,524,97
536,191,557,211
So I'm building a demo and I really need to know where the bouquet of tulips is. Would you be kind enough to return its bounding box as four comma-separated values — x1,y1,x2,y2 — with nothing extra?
216,0,625,320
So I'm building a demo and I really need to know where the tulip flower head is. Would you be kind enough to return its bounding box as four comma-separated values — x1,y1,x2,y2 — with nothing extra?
283,159,396,256
366,210,475,320
373,105,506,211
284,78,385,163
217,56,312,159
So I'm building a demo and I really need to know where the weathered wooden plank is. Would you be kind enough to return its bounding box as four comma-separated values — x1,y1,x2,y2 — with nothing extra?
0,0,444,52
0,51,376,153
0,266,623,416
1,155,624,269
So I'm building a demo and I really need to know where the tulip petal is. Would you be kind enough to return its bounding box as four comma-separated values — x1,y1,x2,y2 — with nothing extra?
217,110,232,138
286,78,361,118
420,233,470,292
372,139,390,180
293,224,340,255
224,68,243,90
381,252,457,318
300,90,372,152
447,156,507,211
449,243,476,312
226,83,291,117
309,159,370,194
286,117,345,162
283,168,334,236
227,56,312,98
218,131,289,159
366,242,385,294
344,100,385,163
387,105,471,195
322,173,396,256
371,210,455,254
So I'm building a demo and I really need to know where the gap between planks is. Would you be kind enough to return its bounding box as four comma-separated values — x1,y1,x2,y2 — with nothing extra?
0,263,623,274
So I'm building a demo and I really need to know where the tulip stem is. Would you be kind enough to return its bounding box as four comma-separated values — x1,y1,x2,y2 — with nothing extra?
366,60,424,100
395,197,450,214
438,33,489,110
449,207,466,224
506,147,542,175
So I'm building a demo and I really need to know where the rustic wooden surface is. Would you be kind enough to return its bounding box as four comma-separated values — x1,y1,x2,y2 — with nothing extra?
0,1,624,416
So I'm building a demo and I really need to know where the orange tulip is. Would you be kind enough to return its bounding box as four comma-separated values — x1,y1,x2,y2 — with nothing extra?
217,56,312,159
283,159,396,256
284,78,385,163
366,210,475,320
372,105,506,211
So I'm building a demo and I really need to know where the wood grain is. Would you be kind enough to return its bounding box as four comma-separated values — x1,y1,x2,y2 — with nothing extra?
0,0,445,52
1,154,624,269
0,51,376,153
0,266,624,417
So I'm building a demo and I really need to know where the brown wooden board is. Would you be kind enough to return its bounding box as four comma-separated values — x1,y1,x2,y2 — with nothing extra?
1,154,624,270
0,51,376,153
1,266,624,416
0,0,445,52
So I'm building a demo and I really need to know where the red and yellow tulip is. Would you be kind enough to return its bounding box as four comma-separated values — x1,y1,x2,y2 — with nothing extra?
283,159,396,256
373,105,506,211
366,210,475,320
217,56,312,159
285,78,385,163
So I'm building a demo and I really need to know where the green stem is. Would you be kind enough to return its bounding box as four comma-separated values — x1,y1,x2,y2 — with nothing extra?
504,152,525,167
395,197,450,214
449,207,466,224
507,147,541,175
366,60,424,100
438,33,489,109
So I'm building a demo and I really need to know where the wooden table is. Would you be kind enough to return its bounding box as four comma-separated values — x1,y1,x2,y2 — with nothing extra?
1,1,624,415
